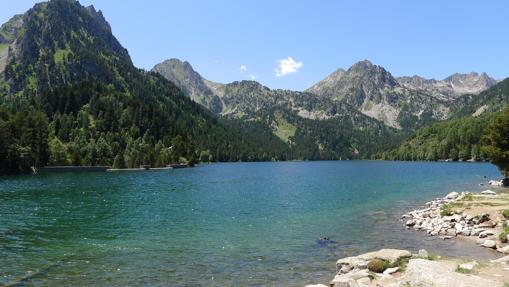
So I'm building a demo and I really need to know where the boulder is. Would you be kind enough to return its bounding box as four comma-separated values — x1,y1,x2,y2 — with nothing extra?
481,190,497,195
305,285,328,287
336,249,411,272
479,230,495,238
405,259,503,287
458,261,478,271
357,249,411,264
491,255,509,263
336,256,368,273
405,220,416,226
383,266,399,275
489,180,504,187
481,239,497,249
330,275,359,287
497,245,509,254
446,191,459,199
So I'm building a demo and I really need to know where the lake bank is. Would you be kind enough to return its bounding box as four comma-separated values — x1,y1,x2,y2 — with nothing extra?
307,179,509,286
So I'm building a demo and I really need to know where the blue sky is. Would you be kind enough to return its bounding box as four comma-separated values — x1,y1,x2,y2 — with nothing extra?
2,0,508,90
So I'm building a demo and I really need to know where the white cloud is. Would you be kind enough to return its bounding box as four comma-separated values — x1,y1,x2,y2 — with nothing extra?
250,75,256,80
240,65,248,72
275,57,303,77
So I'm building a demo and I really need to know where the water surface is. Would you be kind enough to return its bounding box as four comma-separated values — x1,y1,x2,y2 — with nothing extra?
0,161,502,286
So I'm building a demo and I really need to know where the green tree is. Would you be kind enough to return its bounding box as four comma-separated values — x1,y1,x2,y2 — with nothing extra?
482,108,509,178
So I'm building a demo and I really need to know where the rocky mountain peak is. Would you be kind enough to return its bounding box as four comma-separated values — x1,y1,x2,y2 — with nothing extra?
346,60,399,89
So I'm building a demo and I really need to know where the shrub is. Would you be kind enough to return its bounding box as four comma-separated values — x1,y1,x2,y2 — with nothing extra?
502,210,509,219
499,227,509,243
440,204,453,216
367,258,390,273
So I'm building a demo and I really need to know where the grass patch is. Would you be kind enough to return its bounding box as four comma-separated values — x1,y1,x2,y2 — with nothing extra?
390,257,408,272
503,209,509,219
456,266,472,274
462,193,474,201
272,115,296,143
440,204,453,216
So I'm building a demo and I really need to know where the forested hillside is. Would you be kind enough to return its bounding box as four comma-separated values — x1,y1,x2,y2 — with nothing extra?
379,79,509,162
0,0,291,174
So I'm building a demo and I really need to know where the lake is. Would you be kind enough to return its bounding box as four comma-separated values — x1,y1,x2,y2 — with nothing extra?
0,161,502,286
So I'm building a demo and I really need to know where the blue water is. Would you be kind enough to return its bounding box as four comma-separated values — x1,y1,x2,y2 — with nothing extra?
0,161,502,286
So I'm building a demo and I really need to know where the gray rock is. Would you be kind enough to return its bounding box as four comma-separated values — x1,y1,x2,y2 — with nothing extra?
497,245,509,254
446,191,459,199
478,230,495,238
383,266,399,275
481,190,496,195
481,239,497,249
458,261,478,271
405,259,503,287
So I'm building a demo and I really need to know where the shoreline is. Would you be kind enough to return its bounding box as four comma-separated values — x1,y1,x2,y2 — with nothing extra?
308,180,509,287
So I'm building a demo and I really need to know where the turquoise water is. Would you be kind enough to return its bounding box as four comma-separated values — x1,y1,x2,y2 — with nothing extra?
0,161,503,286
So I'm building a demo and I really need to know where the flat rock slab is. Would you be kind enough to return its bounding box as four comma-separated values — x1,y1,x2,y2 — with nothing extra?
404,259,503,287
356,249,411,263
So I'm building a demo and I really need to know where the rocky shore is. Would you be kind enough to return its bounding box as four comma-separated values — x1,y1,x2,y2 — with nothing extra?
306,248,508,286
307,182,509,287
402,188,509,253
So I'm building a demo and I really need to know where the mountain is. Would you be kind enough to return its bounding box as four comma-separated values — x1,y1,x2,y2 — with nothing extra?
152,59,404,158
0,0,294,174
307,60,496,129
451,78,509,118
397,72,497,101
152,59,224,114
380,78,509,161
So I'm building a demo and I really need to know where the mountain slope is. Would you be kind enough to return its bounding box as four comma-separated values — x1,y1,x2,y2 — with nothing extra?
0,0,293,173
152,59,224,113
153,59,404,159
451,78,509,118
380,78,509,161
397,72,497,101
306,60,451,129
307,61,496,129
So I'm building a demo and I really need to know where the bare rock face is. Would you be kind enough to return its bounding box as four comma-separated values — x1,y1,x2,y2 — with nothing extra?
404,259,503,287
397,72,497,101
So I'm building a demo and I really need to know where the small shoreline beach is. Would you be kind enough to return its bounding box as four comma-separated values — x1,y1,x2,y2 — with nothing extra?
308,179,509,287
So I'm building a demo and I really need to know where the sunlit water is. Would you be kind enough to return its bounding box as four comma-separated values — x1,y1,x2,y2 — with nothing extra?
0,161,503,286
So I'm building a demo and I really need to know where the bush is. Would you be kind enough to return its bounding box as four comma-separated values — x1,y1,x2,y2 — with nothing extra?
499,227,509,243
502,210,509,219
367,258,390,273
440,204,453,216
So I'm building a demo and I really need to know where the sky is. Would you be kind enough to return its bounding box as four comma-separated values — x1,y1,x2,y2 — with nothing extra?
1,0,508,91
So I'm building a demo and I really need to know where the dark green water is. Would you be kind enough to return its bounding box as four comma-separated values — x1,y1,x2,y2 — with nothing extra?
0,161,502,286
